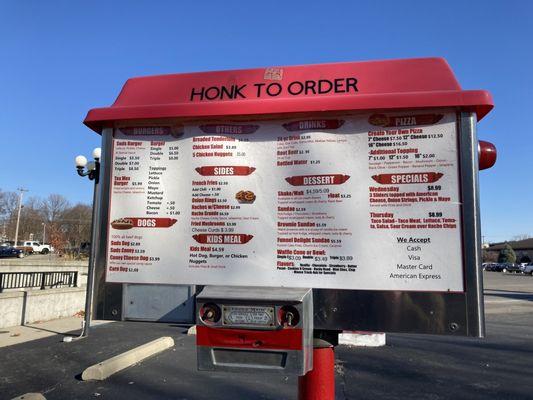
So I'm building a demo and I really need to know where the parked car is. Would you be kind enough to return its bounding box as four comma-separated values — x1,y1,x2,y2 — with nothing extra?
21,241,54,254
0,244,24,258
13,243,34,254
483,263,520,273
500,263,522,274
483,263,499,271
521,263,533,275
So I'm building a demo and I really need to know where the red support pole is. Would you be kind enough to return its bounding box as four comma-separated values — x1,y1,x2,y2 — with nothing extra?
298,345,335,400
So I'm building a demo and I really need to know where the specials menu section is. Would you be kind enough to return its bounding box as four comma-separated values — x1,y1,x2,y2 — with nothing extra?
364,112,463,291
106,111,464,291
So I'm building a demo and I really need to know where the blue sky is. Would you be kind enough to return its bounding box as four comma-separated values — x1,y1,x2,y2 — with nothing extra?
0,1,531,242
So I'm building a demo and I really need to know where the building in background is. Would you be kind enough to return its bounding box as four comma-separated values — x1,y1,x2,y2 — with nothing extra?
485,239,533,264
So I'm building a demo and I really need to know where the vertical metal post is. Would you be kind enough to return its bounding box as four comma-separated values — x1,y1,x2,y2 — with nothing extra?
458,112,485,337
81,160,100,337
93,129,122,321
13,188,28,246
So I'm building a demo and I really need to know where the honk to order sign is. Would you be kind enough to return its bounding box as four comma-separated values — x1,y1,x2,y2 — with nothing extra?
189,77,358,101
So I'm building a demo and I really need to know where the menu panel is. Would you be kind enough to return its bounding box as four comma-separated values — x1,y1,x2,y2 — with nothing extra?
107,111,464,291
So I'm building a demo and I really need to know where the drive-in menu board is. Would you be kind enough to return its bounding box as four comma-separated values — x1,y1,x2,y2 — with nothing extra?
107,111,464,291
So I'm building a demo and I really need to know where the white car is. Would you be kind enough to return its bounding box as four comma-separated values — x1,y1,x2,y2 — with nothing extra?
22,241,54,254
521,263,533,275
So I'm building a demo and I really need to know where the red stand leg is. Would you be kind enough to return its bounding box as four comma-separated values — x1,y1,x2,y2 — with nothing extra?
298,346,335,400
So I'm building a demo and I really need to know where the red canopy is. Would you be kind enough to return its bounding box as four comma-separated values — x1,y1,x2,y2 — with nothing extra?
84,57,493,133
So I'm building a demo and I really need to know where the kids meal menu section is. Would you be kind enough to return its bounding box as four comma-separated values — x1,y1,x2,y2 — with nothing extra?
107,111,464,292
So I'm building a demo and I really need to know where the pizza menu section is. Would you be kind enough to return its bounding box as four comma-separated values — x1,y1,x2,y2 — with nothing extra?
107,111,464,291
365,113,463,291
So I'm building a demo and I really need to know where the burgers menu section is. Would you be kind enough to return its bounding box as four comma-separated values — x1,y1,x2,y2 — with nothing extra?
107,127,185,283
107,111,464,291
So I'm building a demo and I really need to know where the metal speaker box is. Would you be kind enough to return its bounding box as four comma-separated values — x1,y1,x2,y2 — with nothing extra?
196,286,313,375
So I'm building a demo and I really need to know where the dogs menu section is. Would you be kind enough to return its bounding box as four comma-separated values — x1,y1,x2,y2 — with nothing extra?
107,111,464,291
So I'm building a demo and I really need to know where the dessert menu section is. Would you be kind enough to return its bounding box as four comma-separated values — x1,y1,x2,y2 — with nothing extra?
106,111,464,291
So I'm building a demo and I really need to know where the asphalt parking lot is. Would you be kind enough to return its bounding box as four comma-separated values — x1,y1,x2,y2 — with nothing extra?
484,268,533,291
484,269,533,314
1,271,532,400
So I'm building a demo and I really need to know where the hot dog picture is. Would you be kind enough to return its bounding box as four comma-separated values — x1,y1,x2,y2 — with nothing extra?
110,218,134,230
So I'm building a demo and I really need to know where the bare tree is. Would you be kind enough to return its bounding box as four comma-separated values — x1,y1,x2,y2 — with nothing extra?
0,189,20,241
0,190,19,218
1,191,91,251
512,234,532,241
61,203,92,248
17,196,46,242
42,194,70,224
482,249,498,263
49,224,67,255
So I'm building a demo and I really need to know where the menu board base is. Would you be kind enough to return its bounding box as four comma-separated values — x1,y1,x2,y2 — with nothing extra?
313,289,469,335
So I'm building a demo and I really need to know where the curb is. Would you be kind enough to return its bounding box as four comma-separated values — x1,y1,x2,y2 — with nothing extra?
11,394,46,400
81,336,175,381
339,332,386,347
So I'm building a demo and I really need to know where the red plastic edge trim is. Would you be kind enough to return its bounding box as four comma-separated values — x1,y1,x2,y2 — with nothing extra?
196,326,303,350
84,90,493,133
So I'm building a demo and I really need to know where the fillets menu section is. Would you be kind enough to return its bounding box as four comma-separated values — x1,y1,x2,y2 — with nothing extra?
188,124,262,275
106,111,464,291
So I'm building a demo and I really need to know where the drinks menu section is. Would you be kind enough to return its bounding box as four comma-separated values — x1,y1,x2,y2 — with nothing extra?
107,111,464,291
